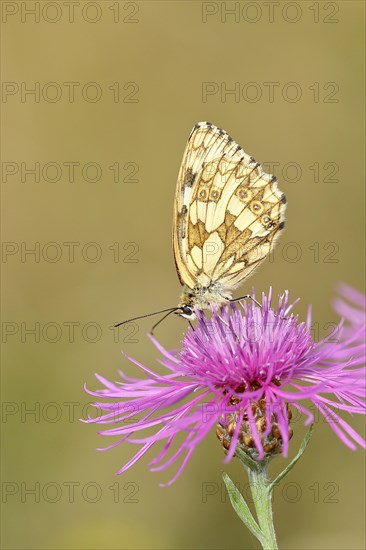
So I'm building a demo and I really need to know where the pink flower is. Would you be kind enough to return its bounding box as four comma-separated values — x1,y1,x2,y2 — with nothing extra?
85,288,366,486
333,282,366,339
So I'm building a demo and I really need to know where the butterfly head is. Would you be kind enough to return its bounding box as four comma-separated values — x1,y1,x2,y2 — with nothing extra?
177,283,231,321
177,303,196,321
177,288,198,320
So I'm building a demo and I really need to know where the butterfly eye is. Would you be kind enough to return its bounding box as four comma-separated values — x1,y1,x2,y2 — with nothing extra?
181,305,193,316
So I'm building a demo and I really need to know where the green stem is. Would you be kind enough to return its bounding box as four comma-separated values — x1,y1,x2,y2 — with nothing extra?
247,464,278,550
224,428,314,548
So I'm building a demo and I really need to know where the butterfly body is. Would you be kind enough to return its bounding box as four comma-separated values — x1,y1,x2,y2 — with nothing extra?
173,122,287,320
178,281,232,319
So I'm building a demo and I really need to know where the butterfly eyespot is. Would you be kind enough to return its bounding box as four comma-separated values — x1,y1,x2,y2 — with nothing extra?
210,189,221,201
251,201,264,214
262,215,271,225
199,189,207,199
236,187,252,202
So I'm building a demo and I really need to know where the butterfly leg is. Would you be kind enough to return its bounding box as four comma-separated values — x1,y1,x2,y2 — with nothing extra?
149,308,181,335
230,295,262,308
231,294,288,321
216,307,241,344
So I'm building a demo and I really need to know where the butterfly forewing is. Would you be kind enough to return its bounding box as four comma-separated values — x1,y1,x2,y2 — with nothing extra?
173,122,286,301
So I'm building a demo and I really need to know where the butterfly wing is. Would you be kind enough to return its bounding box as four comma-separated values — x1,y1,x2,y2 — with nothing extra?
173,122,286,293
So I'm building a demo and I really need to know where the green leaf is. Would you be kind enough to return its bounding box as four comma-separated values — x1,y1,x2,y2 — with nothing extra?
235,447,260,472
268,424,314,493
222,471,264,544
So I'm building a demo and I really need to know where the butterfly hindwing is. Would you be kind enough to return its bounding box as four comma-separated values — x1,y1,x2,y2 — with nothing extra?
173,122,286,295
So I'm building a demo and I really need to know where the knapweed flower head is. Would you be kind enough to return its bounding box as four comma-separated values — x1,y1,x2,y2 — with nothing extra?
85,288,366,486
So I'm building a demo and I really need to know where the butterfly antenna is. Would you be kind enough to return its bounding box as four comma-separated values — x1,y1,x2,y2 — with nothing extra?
114,307,179,328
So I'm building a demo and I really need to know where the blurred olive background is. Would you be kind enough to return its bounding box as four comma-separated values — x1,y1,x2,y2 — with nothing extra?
2,1,365,549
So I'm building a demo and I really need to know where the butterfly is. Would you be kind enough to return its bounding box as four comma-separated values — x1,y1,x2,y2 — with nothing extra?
173,121,286,321
115,122,286,330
